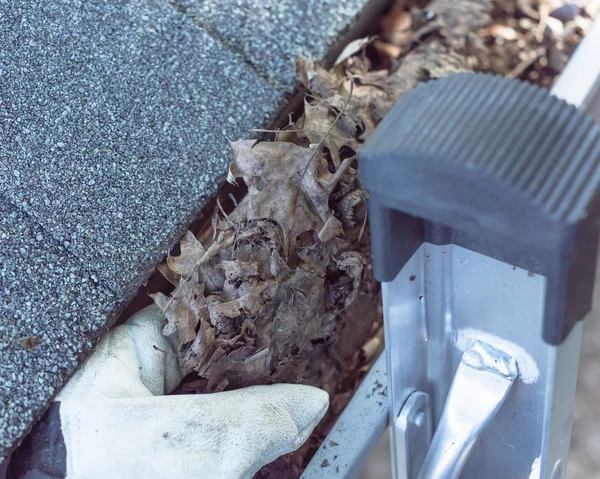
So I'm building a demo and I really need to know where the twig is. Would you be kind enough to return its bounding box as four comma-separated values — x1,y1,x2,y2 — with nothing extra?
536,3,550,42
217,197,235,229
250,128,319,134
322,155,356,193
153,344,183,359
507,48,544,79
249,128,351,142
358,212,369,243
249,114,299,140
298,78,355,185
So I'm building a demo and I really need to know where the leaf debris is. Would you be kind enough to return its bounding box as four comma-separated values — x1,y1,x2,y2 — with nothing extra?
20,336,40,351
154,83,379,391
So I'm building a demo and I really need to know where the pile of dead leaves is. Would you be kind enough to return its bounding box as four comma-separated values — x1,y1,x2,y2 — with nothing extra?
151,60,391,393
151,130,377,392
149,0,491,437
371,0,598,88
474,0,598,86
153,0,599,394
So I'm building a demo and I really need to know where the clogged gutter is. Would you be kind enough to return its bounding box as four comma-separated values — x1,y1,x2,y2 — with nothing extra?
144,0,598,476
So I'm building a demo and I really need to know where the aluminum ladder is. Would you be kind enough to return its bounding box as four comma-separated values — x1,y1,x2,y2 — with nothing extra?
303,18,600,479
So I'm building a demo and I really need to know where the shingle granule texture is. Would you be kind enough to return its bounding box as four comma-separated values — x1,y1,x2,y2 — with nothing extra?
0,197,117,458
173,0,372,89
0,0,282,298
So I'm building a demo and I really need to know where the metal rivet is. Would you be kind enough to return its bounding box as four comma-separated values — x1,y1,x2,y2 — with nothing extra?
413,412,425,428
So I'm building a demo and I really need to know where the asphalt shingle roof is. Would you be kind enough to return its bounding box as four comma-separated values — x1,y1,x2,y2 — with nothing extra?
0,0,373,459
174,0,375,89
0,197,117,457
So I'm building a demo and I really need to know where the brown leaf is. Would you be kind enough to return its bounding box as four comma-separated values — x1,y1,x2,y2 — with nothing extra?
381,6,413,46
479,24,519,41
205,295,242,335
184,313,218,372
336,189,369,229
337,252,365,308
228,139,333,256
220,260,259,282
156,262,180,286
295,55,344,98
301,100,360,168
151,275,205,344
270,250,292,278
228,348,272,386
269,267,327,360
334,36,374,66
21,336,40,351
198,346,229,390
166,230,206,278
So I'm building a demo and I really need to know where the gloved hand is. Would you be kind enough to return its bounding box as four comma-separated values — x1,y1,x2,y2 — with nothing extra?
9,304,329,479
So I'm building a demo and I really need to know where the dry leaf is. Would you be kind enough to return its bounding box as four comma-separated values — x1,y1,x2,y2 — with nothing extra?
184,310,218,371
479,24,520,40
381,6,413,46
220,260,259,282
166,230,206,278
334,36,374,66
337,252,365,308
151,275,205,344
296,55,343,98
157,262,179,286
373,39,404,58
228,348,272,386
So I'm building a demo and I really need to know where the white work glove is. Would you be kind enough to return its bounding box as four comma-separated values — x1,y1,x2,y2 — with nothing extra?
55,304,329,479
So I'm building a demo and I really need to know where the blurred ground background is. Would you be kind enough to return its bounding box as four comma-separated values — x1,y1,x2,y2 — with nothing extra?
357,262,600,479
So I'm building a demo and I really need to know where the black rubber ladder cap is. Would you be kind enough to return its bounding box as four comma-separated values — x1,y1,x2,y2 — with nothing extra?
360,72,600,345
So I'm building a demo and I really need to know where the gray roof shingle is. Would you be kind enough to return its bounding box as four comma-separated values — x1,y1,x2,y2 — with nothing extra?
0,0,373,458
0,196,117,457
174,0,374,89
0,0,282,298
